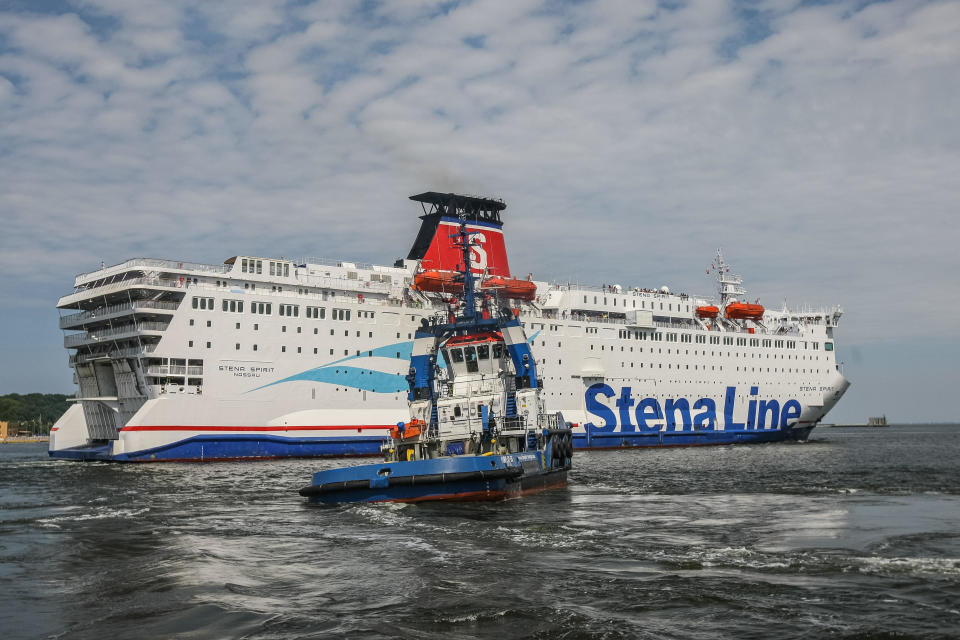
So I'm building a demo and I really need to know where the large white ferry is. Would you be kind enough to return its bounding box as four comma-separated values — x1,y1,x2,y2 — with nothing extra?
50,193,849,461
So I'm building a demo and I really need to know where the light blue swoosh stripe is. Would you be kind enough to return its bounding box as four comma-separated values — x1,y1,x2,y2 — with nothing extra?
326,341,414,366
248,328,528,395
249,340,421,394
259,365,408,393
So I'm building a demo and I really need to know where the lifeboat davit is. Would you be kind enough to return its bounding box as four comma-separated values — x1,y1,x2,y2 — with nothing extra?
413,270,463,293
696,305,719,319
481,276,537,301
725,302,764,320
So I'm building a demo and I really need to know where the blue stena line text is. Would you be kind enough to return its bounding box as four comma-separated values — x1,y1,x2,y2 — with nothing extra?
584,384,802,431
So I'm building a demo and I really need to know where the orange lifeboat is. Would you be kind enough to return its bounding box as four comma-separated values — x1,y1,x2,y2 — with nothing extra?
696,305,719,319
725,303,764,320
481,276,537,301
413,270,463,294
413,271,537,301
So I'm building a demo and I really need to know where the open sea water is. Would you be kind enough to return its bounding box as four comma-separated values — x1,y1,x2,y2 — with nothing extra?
2,424,959,639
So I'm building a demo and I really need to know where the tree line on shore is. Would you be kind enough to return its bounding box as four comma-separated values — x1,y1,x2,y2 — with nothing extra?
0,394,72,434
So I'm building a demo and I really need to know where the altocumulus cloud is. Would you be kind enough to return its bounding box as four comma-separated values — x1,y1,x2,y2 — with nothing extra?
0,0,958,352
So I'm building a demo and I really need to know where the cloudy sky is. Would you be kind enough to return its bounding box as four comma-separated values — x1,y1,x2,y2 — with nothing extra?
0,0,957,422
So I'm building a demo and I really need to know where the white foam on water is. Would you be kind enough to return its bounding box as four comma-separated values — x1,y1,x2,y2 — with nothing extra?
853,555,960,577
36,506,149,527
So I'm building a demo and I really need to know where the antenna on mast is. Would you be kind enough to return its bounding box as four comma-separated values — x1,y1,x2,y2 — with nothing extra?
713,249,745,307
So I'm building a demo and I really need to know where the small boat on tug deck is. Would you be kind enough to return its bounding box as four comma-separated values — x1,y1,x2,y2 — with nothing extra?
299,203,573,504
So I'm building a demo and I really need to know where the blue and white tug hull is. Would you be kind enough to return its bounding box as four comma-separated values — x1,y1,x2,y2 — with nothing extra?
300,452,568,504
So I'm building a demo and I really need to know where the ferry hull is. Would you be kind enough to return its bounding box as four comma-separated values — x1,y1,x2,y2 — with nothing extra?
49,433,386,462
578,424,815,449
48,424,815,462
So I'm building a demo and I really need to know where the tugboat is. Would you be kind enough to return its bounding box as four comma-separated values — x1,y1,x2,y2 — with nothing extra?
299,195,573,504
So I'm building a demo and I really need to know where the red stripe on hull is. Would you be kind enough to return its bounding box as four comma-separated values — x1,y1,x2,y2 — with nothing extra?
120,425,393,432
124,453,382,463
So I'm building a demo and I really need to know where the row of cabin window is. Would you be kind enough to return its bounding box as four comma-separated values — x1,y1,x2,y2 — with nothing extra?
613,327,824,350
243,303,352,320
582,296,690,312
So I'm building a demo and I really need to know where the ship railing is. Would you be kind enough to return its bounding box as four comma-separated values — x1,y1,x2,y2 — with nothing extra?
296,275,394,294
550,283,614,294
500,416,527,432
549,283,695,298
298,257,376,271
565,314,630,326
65,321,170,347
73,352,101,364
110,344,157,359
146,365,202,376
71,344,157,363
63,277,183,305
200,275,396,297
75,258,230,283
538,413,565,430
59,300,181,328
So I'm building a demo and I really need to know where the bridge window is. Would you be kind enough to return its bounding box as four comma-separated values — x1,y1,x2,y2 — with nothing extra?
450,348,464,363
477,344,489,360
464,347,478,373
825,342,833,351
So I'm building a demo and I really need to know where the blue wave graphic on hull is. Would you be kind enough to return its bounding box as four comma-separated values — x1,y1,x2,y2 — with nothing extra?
249,329,539,395
325,341,415,367
249,340,415,394
255,365,408,393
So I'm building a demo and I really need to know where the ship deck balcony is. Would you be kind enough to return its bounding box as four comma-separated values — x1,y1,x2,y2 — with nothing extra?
58,277,185,309
64,321,170,348
74,258,230,287
59,300,181,330
145,365,203,376
70,344,158,366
